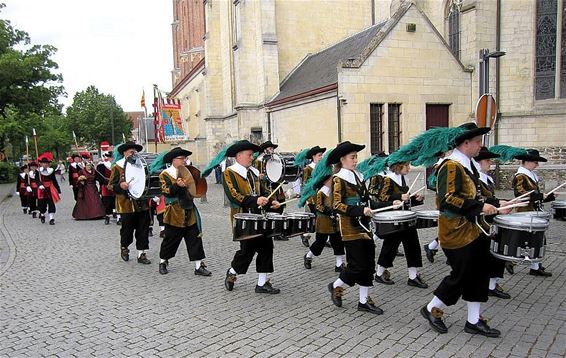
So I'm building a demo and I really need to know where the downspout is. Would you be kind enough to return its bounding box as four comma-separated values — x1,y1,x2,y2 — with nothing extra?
494,0,501,146
267,111,272,141
336,96,342,142
371,0,376,25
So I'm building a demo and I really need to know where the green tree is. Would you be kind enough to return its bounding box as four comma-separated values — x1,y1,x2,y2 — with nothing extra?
66,86,132,147
0,4,64,118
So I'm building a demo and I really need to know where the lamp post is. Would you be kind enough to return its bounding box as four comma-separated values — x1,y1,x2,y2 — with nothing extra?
479,49,506,96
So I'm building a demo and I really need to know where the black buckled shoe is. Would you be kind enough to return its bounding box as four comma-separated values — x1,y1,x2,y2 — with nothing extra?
375,270,395,285
488,284,511,299
255,280,280,294
120,247,129,262
420,305,448,334
328,282,344,307
357,296,384,315
408,274,429,289
104,216,110,225
195,262,212,276
40,215,45,224
23,208,28,214
529,267,552,277
32,212,37,218
423,244,437,263
303,254,312,269
137,253,151,264
225,270,237,291
273,235,288,241
464,320,501,338
159,261,168,275
301,234,310,248
505,261,514,275
334,263,345,272
49,219,55,225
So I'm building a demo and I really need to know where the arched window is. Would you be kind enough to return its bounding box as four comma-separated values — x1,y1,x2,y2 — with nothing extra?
535,0,566,100
446,1,461,60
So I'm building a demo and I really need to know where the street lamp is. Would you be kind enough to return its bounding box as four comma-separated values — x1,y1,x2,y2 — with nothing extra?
479,49,506,96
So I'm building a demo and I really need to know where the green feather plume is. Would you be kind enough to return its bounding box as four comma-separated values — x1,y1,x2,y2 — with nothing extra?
112,143,124,164
252,151,260,161
148,151,169,175
357,155,377,175
299,149,334,207
412,127,465,167
202,141,237,178
427,172,437,190
361,155,388,180
293,148,310,168
489,145,527,162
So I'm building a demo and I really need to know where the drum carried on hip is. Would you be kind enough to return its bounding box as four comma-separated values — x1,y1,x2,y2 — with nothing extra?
233,213,266,241
371,210,417,236
123,154,162,200
414,210,439,229
264,153,300,183
551,200,566,220
490,215,549,263
285,212,315,237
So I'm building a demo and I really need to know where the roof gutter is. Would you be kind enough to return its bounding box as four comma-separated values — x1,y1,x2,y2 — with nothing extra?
267,83,338,108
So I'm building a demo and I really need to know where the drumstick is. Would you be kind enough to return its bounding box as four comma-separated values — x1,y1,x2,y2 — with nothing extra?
275,197,299,206
407,173,421,194
496,202,529,211
257,181,284,208
507,190,535,204
546,181,566,196
371,203,403,214
410,186,427,196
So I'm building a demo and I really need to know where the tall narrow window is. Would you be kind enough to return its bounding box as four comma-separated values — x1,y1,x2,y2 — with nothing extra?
388,104,401,153
535,0,558,100
232,0,241,48
370,104,383,154
447,4,460,59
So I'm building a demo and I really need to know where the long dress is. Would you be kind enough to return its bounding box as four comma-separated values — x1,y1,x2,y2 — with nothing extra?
72,168,105,220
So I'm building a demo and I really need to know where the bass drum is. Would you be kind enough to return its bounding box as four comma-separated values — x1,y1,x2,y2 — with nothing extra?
123,154,162,200
264,153,300,183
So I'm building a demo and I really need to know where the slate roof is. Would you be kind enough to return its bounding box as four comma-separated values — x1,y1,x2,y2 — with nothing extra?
271,22,385,104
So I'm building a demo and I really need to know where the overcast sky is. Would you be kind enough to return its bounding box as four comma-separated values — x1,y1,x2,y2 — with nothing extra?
2,0,173,112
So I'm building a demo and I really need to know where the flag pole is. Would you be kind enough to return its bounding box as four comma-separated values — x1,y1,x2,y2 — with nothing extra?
32,128,39,160
25,136,30,164
153,84,159,152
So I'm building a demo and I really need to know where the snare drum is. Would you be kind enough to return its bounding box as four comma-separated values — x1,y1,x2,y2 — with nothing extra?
491,215,549,263
124,154,162,200
371,211,417,236
509,210,551,222
233,213,266,241
265,153,300,183
415,210,439,229
286,213,311,237
551,200,566,220
305,212,316,233
265,213,287,238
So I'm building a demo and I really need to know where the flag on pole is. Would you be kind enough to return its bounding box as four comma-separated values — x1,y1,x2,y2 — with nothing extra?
72,131,77,141
32,128,36,136
141,90,146,108
25,136,28,144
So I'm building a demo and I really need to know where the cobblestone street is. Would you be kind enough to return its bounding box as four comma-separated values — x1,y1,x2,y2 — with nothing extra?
1,182,565,357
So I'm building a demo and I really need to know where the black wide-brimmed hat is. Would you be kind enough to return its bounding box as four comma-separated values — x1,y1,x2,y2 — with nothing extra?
226,140,261,157
307,146,326,158
28,161,38,168
474,146,500,161
454,122,491,146
328,141,365,164
164,147,192,164
118,141,143,154
103,151,112,158
71,154,81,159
259,141,278,151
515,149,547,162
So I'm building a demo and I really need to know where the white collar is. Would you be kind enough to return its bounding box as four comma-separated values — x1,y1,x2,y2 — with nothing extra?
249,166,260,177
517,166,538,183
334,168,364,185
39,167,53,175
103,161,112,170
446,148,473,173
319,185,331,196
385,170,403,186
19,172,26,178
71,163,77,168
479,171,493,186
28,171,36,178
228,162,249,179
308,162,316,169
116,158,126,169
164,165,177,179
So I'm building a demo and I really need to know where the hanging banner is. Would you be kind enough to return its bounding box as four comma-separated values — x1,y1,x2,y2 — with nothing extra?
159,100,188,142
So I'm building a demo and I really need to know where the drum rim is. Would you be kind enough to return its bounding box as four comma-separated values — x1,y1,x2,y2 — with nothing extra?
551,201,566,208
372,211,417,222
234,213,266,220
509,211,551,219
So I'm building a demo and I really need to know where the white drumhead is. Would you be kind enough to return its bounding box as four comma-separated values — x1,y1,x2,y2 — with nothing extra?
124,157,146,199
494,215,548,230
372,210,417,222
265,154,283,183
415,210,440,219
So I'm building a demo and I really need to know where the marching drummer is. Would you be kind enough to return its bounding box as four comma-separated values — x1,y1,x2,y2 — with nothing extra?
215,140,282,294
474,147,511,299
421,123,504,337
257,141,287,239
299,145,326,247
108,141,152,265
36,152,62,225
157,147,211,277
374,158,428,289
325,141,400,315
512,148,555,277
